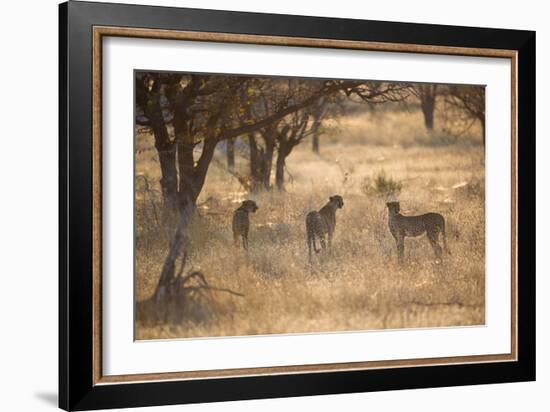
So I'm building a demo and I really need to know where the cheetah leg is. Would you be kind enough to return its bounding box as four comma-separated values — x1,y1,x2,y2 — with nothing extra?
396,236,405,264
242,235,248,251
319,236,326,252
427,231,442,259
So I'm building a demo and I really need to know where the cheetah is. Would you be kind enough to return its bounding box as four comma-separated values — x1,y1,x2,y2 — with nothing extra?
306,195,344,260
232,200,258,250
386,201,450,264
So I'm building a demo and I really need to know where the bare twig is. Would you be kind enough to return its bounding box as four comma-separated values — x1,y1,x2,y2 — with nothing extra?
183,285,245,298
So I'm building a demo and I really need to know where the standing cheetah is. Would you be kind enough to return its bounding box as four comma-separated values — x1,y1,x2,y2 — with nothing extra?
306,195,344,260
232,200,259,250
386,201,450,264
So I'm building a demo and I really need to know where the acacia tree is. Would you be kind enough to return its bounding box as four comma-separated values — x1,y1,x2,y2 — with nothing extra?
275,80,411,189
243,78,325,190
136,73,178,211
275,110,310,189
250,79,296,190
136,73,248,212
444,85,486,144
342,81,412,105
136,73,365,209
241,79,280,192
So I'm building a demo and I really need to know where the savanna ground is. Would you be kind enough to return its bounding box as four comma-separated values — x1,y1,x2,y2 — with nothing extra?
135,109,485,340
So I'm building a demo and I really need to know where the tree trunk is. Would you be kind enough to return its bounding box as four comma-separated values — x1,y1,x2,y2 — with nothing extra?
253,127,277,191
192,137,218,202
262,140,275,190
172,99,218,211
172,102,199,211
175,137,218,211
275,145,286,190
156,147,178,212
176,140,196,210
248,132,263,192
418,85,437,133
311,122,320,153
310,97,325,153
146,96,178,212
421,97,435,131
226,138,235,171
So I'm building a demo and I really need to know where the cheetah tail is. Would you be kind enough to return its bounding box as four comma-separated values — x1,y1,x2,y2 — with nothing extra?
312,234,321,254
307,232,321,254
442,223,451,255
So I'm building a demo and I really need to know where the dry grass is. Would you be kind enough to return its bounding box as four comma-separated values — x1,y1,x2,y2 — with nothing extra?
134,109,485,340
334,106,483,147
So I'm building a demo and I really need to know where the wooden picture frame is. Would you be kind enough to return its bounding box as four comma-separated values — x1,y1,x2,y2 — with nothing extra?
59,1,535,410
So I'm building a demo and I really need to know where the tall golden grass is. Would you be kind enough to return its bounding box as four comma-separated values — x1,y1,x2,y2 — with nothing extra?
135,109,485,340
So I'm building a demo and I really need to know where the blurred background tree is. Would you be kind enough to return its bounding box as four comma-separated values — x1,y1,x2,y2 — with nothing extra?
444,85,486,145
412,84,439,132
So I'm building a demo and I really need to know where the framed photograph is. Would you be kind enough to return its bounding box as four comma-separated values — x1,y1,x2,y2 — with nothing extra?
59,1,535,410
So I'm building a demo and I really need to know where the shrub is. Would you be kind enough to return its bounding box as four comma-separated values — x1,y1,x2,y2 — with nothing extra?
362,170,403,197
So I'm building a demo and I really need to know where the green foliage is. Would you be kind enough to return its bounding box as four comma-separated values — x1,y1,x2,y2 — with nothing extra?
362,170,403,197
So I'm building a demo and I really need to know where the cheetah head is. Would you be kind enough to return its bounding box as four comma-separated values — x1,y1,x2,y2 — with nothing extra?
329,195,344,209
386,201,401,215
241,200,259,213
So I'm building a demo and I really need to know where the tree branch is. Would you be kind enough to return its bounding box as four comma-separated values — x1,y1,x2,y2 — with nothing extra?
221,81,356,140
